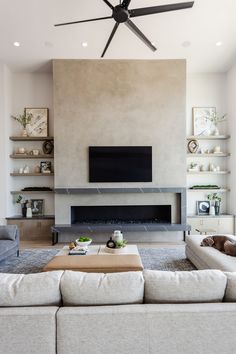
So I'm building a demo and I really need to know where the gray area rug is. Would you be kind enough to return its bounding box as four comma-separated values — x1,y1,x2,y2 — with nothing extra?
0,246,195,274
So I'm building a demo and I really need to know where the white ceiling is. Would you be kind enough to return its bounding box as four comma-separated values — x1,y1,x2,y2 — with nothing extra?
0,0,236,73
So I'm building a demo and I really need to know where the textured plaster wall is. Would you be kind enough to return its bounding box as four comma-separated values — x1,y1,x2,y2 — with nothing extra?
53,59,186,232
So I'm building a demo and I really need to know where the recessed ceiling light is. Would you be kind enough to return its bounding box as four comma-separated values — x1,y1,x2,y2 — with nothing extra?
182,41,191,48
13,41,20,47
82,42,88,47
216,41,222,46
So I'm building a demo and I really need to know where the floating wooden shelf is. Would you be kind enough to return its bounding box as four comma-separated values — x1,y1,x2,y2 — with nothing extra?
187,153,230,157
10,173,54,176
9,136,54,141
10,154,54,159
187,171,230,175
187,135,230,140
10,190,54,194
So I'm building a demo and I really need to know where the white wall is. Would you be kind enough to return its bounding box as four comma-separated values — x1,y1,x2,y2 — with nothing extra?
227,62,236,214
186,73,228,215
0,70,54,218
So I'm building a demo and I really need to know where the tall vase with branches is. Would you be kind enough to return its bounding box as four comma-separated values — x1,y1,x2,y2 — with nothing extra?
11,112,33,137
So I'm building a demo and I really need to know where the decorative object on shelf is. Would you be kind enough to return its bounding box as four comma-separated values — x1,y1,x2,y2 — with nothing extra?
200,165,206,172
193,107,227,136
193,107,216,136
25,108,49,137
196,201,210,215
11,112,33,137
213,146,222,154
40,161,52,173
42,140,54,155
187,139,199,153
207,193,222,216
30,149,40,156
188,162,199,172
209,163,215,172
18,147,26,154
19,167,24,174
26,201,32,218
31,199,44,216
23,165,30,174
34,165,41,173
190,185,220,190
15,195,28,217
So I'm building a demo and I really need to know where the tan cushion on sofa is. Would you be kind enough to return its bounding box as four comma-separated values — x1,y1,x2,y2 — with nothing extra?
61,270,144,305
43,254,143,273
224,272,236,302
0,271,63,306
144,269,227,303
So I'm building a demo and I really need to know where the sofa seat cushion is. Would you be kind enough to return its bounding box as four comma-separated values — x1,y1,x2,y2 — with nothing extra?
0,225,17,241
0,307,57,354
144,269,227,303
0,271,63,306
61,270,144,306
0,240,17,257
186,234,236,271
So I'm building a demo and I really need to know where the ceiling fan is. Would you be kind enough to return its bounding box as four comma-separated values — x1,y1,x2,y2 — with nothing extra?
55,0,194,57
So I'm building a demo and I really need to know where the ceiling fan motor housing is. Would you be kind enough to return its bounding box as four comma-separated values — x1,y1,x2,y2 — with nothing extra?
113,5,130,23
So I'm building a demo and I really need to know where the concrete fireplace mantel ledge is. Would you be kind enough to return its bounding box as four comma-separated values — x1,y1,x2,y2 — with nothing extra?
54,187,186,194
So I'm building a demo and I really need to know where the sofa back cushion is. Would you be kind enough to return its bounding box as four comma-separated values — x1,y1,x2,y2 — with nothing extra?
224,272,236,302
0,225,17,241
144,269,227,303
61,270,144,306
0,271,63,306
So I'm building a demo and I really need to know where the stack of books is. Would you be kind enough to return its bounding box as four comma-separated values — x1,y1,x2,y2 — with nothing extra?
69,248,87,256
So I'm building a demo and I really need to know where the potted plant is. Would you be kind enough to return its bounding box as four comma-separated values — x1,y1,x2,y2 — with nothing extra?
206,112,227,136
15,195,28,217
207,193,222,215
11,112,33,137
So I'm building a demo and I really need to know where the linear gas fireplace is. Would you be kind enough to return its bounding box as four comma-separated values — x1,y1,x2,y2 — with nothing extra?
71,205,171,225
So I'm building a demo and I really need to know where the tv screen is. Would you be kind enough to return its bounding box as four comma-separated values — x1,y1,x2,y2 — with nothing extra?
89,146,152,182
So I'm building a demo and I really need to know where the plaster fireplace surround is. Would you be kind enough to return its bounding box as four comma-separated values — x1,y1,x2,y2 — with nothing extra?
53,59,187,242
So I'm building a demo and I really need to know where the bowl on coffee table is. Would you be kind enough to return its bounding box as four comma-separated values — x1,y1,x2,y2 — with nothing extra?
75,237,92,248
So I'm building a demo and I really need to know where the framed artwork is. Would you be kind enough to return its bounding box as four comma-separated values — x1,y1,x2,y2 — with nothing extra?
40,161,52,174
31,199,44,216
25,108,49,137
196,201,210,215
192,107,216,136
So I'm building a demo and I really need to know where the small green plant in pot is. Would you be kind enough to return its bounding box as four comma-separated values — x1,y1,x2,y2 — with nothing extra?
11,112,33,137
207,193,222,215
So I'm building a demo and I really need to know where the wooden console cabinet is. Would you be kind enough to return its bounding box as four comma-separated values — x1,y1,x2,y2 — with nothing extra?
6,216,55,241
187,215,235,235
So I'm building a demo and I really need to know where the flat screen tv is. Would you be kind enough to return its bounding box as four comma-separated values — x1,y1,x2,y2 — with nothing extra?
89,146,152,182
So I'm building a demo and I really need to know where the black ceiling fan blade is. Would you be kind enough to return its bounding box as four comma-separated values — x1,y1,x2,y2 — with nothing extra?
129,1,194,18
55,16,112,27
121,0,132,9
102,0,114,10
125,19,157,52
101,22,120,58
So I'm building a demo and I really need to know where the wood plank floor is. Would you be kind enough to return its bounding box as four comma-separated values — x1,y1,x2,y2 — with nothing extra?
20,240,185,250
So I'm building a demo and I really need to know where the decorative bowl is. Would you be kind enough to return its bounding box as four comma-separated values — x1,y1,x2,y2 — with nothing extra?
75,238,92,248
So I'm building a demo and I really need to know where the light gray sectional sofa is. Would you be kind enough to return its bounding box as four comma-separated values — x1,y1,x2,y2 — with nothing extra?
1,269,236,354
0,225,19,263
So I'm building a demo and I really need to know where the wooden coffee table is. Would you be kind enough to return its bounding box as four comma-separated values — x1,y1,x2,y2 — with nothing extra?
43,245,143,273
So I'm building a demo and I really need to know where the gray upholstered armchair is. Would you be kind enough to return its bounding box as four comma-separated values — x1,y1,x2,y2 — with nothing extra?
0,225,20,263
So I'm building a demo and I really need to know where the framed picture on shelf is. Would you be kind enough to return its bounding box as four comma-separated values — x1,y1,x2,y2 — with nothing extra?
31,199,44,216
25,108,49,137
196,201,210,215
192,107,216,136
40,161,52,174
